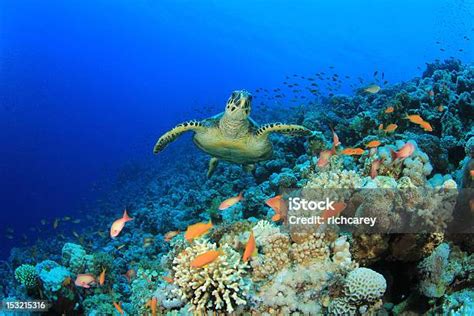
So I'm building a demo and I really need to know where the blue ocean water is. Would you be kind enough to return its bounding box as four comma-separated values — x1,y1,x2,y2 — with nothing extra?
0,0,472,257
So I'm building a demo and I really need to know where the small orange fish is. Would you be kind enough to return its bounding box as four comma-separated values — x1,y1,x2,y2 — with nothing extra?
385,106,394,113
146,297,158,316
419,121,433,132
124,269,136,283
162,276,173,283
266,195,283,213
164,230,180,242
405,114,424,125
341,148,365,155
271,213,281,222
74,274,96,288
384,123,398,133
184,221,213,242
317,149,333,167
190,250,220,268
99,267,106,286
321,202,347,222
110,210,133,238
391,142,415,160
378,123,384,130
218,192,244,210
113,301,124,315
366,140,381,148
243,231,257,262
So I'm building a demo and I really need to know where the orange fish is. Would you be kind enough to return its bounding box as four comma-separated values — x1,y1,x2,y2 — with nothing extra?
317,149,333,167
405,114,424,125
378,123,384,130
391,142,415,160
74,274,95,288
184,221,213,242
370,158,384,179
385,106,394,113
164,230,180,242
271,213,281,222
219,192,244,210
124,269,136,283
243,231,257,262
470,170,474,178
162,276,173,283
321,202,347,222
113,301,124,315
419,121,433,132
341,148,365,155
190,250,220,268
99,267,106,286
110,210,133,238
384,123,398,133
146,297,158,316
366,140,381,148
266,195,283,213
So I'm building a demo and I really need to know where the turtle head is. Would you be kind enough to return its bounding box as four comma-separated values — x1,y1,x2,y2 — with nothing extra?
225,90,252,120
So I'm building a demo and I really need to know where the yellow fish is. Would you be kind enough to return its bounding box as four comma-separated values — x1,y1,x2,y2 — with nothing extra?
184,221,213,242
364,85,381,94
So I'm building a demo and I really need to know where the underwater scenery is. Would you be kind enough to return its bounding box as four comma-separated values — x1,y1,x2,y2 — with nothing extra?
1,0,474,315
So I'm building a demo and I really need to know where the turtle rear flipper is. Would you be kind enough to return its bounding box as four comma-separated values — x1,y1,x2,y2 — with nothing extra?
255,123,312,137
153,121,205,154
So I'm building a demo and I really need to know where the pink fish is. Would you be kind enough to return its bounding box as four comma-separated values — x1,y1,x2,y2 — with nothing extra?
317,150,333,167
110,210,133,238
370,158,384,179
390,142,415,160
74,274,95,288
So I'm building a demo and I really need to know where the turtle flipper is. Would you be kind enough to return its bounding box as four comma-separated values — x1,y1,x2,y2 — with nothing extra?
207,157,219,178
153,120,204,154
255,123,312,137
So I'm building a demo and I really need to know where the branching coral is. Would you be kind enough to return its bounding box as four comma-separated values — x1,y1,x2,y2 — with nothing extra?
14,264,38,289
251,233,291,281
172,240,250,314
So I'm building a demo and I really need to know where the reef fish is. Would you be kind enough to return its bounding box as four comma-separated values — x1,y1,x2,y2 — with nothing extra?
265,195,287,222
419,120,433,132
341,148,365,155
321,202,347,222
243,231,257,262
218,192,244,210
384,106,394,113
190,250,220,268
366,140,381,148
124,269,136,283
146,297,158,316
184,221,213,242
113,301,124,315
405,114,425,125
99,268,106,286
364,85,381,94
110,210,133,238
164,230,180,242
317,149,333,167
391,142,415,160
384,124,398,133
74,274,96,288
162,276,173,283
370,158,385,179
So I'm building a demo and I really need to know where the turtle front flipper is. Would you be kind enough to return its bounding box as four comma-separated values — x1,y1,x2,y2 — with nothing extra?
255,123,312,137
153,121,204,154
207,157,219,178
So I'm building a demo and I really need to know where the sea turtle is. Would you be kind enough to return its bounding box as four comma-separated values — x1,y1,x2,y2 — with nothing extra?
153,90,312,177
